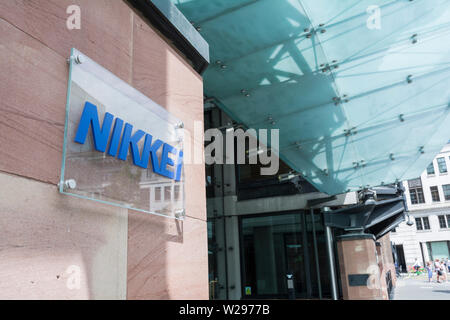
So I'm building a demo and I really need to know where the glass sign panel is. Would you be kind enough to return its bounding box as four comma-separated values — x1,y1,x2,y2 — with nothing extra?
60,48,185,219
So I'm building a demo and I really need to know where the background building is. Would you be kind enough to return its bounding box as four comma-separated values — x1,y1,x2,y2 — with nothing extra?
391,143,450,272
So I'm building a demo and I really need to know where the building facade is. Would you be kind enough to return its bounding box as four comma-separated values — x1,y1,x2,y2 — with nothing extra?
391,144,450,271
0,0,209,299
1,0,448,301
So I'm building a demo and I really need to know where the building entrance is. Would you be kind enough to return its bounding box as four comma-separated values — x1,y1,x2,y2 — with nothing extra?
394,244,407,273
240,211,331,299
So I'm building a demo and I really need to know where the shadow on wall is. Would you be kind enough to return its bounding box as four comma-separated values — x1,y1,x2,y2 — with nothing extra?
0,171,127,299
126,2,207,300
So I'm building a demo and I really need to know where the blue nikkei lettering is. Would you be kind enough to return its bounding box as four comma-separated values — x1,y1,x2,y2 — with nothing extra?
160,143,177,179
74,101,183,180
107,117,124,157
74,101,113,152
117,123,146,165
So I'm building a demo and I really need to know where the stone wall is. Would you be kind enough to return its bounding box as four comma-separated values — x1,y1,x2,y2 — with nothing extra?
0,0,208,299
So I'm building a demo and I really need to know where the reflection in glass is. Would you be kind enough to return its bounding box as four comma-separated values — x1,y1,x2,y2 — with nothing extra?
61,48,185,219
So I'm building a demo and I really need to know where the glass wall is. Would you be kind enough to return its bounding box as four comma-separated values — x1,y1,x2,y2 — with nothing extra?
240,211,331,299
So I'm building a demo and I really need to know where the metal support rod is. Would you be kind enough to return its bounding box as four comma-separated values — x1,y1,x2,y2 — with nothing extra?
220,114,229,300
310,208,322,299
325,225,339,300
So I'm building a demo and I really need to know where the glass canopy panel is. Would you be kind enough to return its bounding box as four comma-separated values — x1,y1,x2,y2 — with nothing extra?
173,0,450,195
301,0,450,190
61,48,185,219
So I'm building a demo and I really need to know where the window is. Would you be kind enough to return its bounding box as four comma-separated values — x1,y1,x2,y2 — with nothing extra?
423,217,430,230
438,215,448,229
437,157,447,174
415,217,430,231
430,186,440,202
415,218,423,230
164,186,171,201
408,178,425,204
427,162,435,175
438,215,450,229
409,187,425,204
443,185,450,200
427,241,450,261
154,187,161,201
174,185,180,200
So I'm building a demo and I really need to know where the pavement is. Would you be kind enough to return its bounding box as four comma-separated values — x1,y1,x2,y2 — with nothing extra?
394,273,450,300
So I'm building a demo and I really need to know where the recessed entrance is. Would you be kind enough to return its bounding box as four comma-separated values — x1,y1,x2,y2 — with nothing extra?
240,211,332,299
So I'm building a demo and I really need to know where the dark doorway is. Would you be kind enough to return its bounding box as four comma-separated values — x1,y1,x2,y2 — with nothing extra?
394,244,407,273
240,211,330,299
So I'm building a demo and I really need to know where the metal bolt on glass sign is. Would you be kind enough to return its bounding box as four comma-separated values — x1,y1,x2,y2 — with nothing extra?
60,48,185,220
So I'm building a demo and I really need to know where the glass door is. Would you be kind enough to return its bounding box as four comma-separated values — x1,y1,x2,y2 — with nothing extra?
240,210,332,299
284,232,308,298
240,213,307,299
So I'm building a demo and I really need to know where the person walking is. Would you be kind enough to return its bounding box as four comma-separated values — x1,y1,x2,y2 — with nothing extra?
425,261,433,283
440,259,448,283
443,259,449,273
413,258,421,275
435,259,442,283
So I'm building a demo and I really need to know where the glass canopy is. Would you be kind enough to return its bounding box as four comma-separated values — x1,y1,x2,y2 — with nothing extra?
173,0,450,195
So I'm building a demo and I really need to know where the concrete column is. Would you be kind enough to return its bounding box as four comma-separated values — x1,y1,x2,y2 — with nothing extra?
375,242,389,300
422,242,430,263
336,234,385,300
325,226,339,300
379,233,397,288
